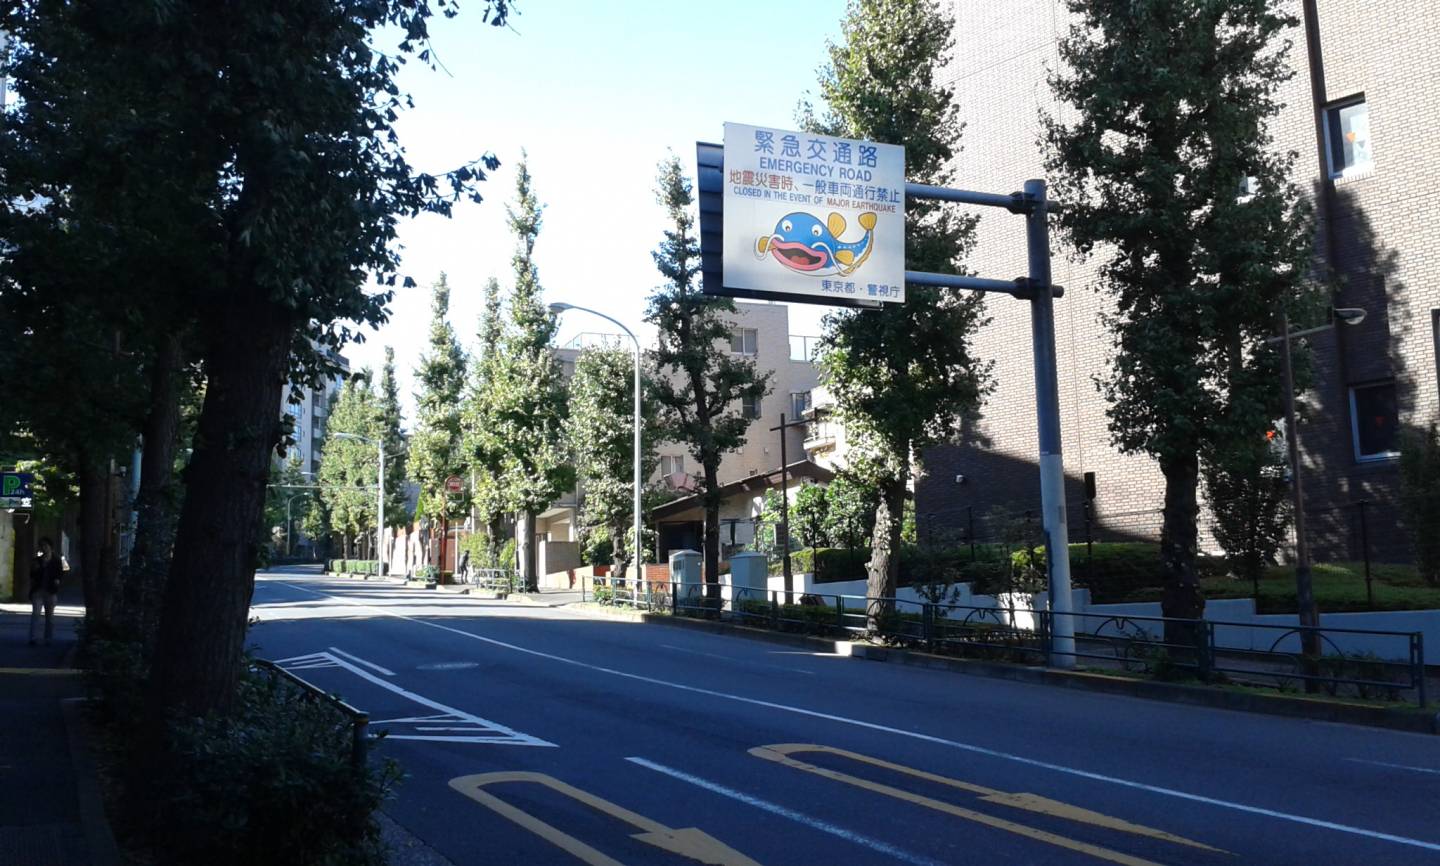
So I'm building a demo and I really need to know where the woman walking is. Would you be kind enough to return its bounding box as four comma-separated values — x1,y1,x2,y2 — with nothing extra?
29,537,62,646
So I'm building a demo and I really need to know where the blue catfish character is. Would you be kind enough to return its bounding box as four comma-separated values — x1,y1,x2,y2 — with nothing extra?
755,211,877,277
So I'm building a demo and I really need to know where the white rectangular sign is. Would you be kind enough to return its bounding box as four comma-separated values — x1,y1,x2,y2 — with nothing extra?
722,122,905,304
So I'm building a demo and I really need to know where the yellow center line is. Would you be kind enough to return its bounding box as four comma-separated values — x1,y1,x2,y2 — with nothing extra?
752,744,1226,863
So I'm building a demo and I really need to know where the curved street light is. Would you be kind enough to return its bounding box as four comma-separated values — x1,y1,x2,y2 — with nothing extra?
550,302,644,589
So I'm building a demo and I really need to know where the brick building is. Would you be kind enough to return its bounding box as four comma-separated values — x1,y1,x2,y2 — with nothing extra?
917,1,1440,561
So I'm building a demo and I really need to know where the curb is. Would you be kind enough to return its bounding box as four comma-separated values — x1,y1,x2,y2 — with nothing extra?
580,606,1440,736
60,698,121,866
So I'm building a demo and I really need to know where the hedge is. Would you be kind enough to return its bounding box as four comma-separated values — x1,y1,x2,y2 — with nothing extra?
789,542,1227,603
328,559,380,576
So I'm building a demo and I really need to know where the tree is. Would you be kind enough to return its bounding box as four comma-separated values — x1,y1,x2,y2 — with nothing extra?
792,482,829,551
461,277,508,542
487,160,573,589
110,0,509,718
565,347,658,578
1043,0,1314,620
802,0,992,613
1203,433,1291,596
410,276,468,531
377,347,409,533
822,474,877,552
646,156,771,588
318,375,383,558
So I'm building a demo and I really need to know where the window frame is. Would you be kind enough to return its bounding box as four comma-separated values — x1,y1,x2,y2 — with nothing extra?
790,391,812,419
1324,95,1374,179
660,454,685,476
741,393,762,420
730,327,758,355
1348,380,1400,463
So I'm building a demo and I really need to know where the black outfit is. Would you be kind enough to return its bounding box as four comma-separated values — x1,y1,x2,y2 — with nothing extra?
31,555,62,598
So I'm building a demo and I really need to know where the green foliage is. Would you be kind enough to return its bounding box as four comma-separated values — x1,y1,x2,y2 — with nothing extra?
485,161,574,519
1203,434,1292,589
1043,0,1316,608
458,533,516,571
822,475,878,550
582,526,614,568
753,488,787,563
565,346,658,572
645,155,771,577
1399,426,1440,587
317,376,382,542
262,458,317,562
410,275,469,521
802,0,991,600
461,277,508,527
86,639,397,866
791,482,829,550
378,346,410,527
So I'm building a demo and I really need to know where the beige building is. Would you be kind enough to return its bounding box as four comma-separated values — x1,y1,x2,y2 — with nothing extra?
917,1,1439,560
537,301,824,568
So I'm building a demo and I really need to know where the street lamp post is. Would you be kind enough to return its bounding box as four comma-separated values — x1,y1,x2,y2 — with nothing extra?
285,492,312,558
550,302,644,596
1272,306,1366,659
335,432,384,573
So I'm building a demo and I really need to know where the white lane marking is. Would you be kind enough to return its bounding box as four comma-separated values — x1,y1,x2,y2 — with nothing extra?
330,646,395,676
276,649,554,748
660,643,816,675
625,757,943,866
275,580,1440,853
1345,758,1440,776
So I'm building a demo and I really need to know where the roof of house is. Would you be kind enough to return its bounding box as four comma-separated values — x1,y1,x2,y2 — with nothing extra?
650,459,835,521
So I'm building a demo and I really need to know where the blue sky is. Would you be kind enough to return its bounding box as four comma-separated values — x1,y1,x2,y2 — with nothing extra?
353,0,848,421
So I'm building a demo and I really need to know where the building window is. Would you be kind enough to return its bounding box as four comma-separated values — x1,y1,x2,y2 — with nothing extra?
1349,381,1399,461
660,455,685,476
790,391,812,419
789,335,818,362
1325,96,1373,178
730,328,758,355
741,394,762,420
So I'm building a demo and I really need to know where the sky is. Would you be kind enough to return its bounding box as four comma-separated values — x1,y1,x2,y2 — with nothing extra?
346,0,849,424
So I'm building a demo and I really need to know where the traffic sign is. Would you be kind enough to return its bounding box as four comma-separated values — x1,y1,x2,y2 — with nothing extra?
444,475,464,495
1,471,34,509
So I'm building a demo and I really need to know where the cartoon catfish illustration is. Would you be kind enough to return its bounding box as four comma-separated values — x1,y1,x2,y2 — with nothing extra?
755,211,878,277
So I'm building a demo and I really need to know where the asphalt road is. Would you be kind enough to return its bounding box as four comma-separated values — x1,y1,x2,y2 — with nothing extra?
249,567,1440,865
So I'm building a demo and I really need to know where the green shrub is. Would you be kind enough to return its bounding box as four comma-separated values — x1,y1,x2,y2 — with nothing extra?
1399,426,1440,586
87,643,396,866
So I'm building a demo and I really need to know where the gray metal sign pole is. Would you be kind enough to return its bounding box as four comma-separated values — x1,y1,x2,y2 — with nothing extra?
903,178,1076,668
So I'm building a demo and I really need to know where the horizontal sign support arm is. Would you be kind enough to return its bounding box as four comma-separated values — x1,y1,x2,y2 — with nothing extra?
904,270,1063,299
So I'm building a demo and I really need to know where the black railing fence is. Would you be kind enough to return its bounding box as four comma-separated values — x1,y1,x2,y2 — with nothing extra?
583,576,1427,707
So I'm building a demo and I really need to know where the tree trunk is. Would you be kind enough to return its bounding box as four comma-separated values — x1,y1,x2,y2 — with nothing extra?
611,516,628,581
122,333,185,646
702,457,721,598
77,456,116,630
517,510,537,590
149,305,293,719
1160,452,1206,649
866,474,906,630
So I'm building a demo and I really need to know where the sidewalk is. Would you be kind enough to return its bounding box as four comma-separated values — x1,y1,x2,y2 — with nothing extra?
0,586,114,866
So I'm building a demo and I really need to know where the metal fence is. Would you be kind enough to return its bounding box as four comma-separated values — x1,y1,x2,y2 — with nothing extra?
251,658,371,770
584,576,1427,707
455,567,518,595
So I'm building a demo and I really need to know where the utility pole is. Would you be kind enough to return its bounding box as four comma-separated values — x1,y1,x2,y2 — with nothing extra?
770,413,807,601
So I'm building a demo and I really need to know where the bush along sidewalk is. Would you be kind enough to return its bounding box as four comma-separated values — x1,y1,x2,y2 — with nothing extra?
85,639,400,866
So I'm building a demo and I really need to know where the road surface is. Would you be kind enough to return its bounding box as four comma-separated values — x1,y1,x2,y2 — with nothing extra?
249,567,1440,865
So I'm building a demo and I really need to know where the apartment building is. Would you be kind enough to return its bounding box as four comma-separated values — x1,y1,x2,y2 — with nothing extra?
917,1,1439,560
279,348,351,478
